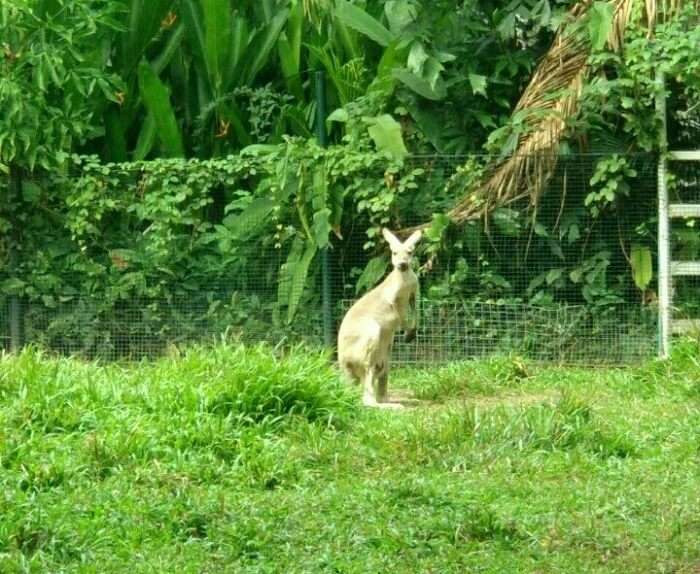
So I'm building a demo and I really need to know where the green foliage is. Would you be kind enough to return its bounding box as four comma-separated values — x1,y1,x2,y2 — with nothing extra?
137,62,184,157
577,6,700,153
365,113,408,160
630,244,652,292
586,1,614,51
586,154,637,217
0,1,123,170
334,0,394,47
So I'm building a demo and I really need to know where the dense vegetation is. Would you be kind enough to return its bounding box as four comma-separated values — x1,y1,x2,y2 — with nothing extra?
1,1,699,355
2,342,700,571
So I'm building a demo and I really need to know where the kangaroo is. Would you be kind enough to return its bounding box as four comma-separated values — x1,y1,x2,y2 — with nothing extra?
337,228,422,408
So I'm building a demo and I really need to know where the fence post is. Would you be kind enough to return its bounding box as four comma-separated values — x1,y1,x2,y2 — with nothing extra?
314,70,334,347
655,69,671,358
8,165,23,352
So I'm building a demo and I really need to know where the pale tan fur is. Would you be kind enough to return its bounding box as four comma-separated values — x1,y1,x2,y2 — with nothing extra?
337,228,422,408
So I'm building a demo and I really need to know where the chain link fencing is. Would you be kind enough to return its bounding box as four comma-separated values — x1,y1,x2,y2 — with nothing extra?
0,152,673,364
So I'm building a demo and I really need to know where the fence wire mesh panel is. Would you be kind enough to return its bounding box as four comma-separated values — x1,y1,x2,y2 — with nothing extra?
339,300,657,365
1,153,660,364
668,158,700,336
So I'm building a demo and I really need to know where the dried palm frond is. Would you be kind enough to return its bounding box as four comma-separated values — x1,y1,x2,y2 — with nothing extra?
401,0,670,235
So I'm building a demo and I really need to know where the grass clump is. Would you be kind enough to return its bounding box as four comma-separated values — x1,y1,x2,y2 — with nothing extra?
399,355,532,402
175,343,357,427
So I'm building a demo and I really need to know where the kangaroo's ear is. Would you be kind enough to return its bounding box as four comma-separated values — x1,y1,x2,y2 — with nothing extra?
382,228,401,249
404,230,423,249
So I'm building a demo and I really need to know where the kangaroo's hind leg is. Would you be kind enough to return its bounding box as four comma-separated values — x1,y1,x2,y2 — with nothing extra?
376,360,388,403
362,366,379,406
376,338,394,403
340,359,362,385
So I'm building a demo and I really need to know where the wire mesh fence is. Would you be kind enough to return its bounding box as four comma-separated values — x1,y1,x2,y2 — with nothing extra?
0,151,673,364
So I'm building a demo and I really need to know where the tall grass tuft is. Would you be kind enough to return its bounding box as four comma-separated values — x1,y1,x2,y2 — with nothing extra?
0,342,356,434
196,343,356,427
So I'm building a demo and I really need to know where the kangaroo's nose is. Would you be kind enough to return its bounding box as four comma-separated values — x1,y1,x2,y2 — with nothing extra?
399,263,408,271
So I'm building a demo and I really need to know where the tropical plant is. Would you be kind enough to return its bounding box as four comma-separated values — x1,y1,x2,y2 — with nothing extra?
408,0,700,231
0,0,123,170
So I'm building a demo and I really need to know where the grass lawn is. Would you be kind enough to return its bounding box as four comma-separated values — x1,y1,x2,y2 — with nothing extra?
1,342,700,573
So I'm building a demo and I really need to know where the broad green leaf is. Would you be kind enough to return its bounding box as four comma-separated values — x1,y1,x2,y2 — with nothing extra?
384,0,417,33
392,68,446,100
311,165,327,213
588,1,613,50
202,0,232,91
335,0,394,47
152,23,185,75
223,197,275,238
630,244,652,291
278,237,303,308
546,268,564,285
425,213,450,242
287,0,303,57
329,185,345,239
239,144,279,156
368,41,403,95
407,42,429,75
243,9,290,86
356,256,389,294
492,208,522,237
260,0,276,22
133,113,157,160
422,57,444,89
310,165,331,247
277,0,303,98
278,32,303,100
230,16,250,81
404,100,446,151
468,73,487,97
104,108,128,162
21,181,42,204
334,16,362,61
181,0,206,64
327,108,349,124
569,268,584,283
365,114,407,160
122,0,174,75
137,62,184,157
281,239,318,323
312,209,332,248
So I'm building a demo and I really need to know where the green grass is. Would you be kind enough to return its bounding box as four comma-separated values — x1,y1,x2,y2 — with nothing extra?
2,341,700,573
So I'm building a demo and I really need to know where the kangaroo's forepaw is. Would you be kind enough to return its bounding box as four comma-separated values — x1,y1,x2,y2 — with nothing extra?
404,328,416,343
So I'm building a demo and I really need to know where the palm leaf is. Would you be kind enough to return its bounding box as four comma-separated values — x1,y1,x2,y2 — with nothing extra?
403,0,664,233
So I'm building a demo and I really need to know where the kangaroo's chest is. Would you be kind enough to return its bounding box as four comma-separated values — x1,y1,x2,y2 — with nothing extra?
381,272,417,315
